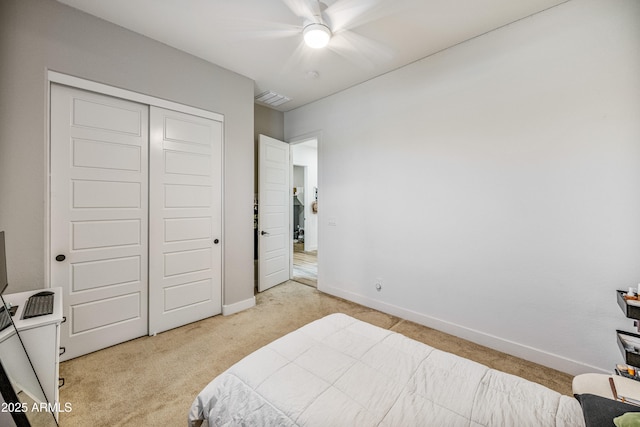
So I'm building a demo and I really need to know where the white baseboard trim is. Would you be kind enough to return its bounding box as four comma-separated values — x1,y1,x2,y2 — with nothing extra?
320,284,607,376
222,296,256,316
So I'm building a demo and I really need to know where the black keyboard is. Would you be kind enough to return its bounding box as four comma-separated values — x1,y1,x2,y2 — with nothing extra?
22,292,54,319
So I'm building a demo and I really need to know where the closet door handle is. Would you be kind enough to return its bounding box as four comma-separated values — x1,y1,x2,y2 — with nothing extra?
213,239,219,244
55,254,66,262
261,231,269,236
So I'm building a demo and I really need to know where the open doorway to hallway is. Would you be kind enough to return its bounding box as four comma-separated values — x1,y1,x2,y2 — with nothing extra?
291,139,318,287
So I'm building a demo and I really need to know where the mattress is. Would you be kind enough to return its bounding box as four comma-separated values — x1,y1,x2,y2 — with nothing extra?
189,313,585,427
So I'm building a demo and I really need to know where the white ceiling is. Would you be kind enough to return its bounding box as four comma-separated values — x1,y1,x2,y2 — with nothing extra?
55,0,568,112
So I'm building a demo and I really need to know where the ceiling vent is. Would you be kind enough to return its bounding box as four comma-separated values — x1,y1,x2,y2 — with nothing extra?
255,91,291,107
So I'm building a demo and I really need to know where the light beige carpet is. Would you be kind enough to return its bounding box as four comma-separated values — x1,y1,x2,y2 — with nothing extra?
58,281,574,426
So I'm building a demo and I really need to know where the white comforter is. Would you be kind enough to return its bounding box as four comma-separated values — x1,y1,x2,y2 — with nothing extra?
189,313,585,427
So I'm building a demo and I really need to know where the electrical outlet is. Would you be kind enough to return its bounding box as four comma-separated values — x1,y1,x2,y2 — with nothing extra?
375,279,382,291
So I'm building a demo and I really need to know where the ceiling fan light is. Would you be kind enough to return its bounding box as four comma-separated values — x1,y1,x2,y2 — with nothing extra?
303,23,331,49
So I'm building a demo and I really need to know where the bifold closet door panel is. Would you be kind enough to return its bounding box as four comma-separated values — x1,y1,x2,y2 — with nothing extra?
148,106,222,335
50,84,149,361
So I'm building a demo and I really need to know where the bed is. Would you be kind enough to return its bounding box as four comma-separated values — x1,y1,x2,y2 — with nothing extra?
189,313,585,426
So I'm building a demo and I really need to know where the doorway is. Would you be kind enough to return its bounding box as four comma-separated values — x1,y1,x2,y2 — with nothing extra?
290,139,318,287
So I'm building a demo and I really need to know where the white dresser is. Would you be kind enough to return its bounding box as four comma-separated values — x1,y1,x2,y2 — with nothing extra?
0,287,63,419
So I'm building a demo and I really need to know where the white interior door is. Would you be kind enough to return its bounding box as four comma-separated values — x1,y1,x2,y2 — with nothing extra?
50,84,149,361
149,107,222,334
258,134,291,292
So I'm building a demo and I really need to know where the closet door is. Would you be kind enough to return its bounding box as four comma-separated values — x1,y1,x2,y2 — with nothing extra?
149,107,222,335
50,84,149,361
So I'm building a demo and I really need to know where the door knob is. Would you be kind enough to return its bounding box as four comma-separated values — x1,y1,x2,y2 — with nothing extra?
55,254,66,262
213,239,219,244
261,231,269,236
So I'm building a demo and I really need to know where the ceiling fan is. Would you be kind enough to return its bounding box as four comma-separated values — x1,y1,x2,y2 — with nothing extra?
297,1,333,48
261,0,399,68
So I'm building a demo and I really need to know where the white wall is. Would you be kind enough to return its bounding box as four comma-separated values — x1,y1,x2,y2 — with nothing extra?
293,166,305,189
291,142,318,251
0,0,255,308
285,0,640,374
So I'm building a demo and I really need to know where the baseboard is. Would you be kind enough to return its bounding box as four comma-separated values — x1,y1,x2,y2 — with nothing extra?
320,284,607,376
222,296,256,316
